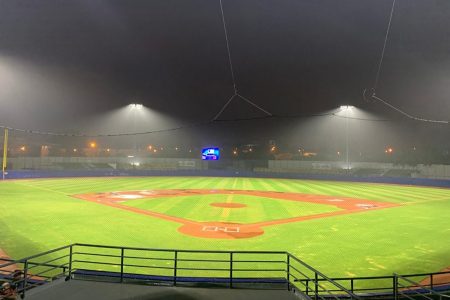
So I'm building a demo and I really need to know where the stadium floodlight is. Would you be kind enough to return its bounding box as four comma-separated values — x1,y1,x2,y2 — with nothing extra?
340,105,354,111
128,103,144,155
130,103,143,110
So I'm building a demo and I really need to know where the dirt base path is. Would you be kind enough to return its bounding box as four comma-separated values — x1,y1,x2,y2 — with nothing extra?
1,249,45,282
419,267,450,287
73,189,399,239
0,248,18,276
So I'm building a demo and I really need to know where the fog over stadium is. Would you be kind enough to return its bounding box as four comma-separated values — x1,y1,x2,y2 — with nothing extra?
1,0,450,162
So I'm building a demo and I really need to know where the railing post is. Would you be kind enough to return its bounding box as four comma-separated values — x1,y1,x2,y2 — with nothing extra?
67,245,73,281
351,278,354,294
22,260,29,299
173,250,178,286
430,273,433,291
120,248,124,283
229,252,233,289
314,272,319,300
393,274,398,300
305,280,309,296
286,254,290,291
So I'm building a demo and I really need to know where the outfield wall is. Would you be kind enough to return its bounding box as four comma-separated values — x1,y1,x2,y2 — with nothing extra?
3,156,450,184
5,156,208,171
4,168,450,188
265,160,450,179
268,160,399,171
416,163,450,179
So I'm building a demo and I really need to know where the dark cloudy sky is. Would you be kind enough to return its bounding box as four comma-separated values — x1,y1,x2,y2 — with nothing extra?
0,0,449,147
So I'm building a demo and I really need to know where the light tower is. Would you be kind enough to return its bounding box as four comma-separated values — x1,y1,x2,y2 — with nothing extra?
130,103,143,155
340,105,354,172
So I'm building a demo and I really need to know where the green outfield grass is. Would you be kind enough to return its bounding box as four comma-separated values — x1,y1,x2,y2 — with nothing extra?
0,176,449,281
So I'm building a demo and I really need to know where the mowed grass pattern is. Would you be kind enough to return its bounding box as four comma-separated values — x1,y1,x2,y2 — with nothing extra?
0,176,449,280
122,194,340,223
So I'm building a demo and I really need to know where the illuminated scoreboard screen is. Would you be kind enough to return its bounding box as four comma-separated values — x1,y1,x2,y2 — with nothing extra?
202,148,220,160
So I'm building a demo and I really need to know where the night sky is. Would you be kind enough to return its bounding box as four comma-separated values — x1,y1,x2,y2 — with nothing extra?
0,0,449,150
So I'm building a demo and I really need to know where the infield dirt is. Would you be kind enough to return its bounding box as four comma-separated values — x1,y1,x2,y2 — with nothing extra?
73,189,399,239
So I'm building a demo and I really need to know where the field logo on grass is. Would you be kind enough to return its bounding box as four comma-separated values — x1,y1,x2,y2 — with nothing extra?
202,226,240,233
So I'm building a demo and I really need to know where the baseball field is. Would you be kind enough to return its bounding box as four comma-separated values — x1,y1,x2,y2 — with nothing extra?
0,176,449,280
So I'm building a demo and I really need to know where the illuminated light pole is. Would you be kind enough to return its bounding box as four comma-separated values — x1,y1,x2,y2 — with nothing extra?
340,105,354,172
130,103,143,156
2,128,8,180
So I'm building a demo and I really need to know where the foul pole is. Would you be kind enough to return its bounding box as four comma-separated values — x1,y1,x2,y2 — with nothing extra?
2,128,8,180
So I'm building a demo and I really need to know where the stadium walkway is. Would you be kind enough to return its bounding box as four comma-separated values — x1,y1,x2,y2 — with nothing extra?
26,279,302,300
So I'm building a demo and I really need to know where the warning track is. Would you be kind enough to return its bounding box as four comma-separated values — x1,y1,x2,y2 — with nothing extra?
73,189,399,239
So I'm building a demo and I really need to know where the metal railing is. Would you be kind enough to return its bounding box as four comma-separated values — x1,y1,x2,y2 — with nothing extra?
287,253,360,299
295,271,450,297
70,243,288,287
1,243,449,299
394,273,450,300
0,245,72,298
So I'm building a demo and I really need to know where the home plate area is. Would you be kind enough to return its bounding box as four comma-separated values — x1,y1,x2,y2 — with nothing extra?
179,222,265,239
